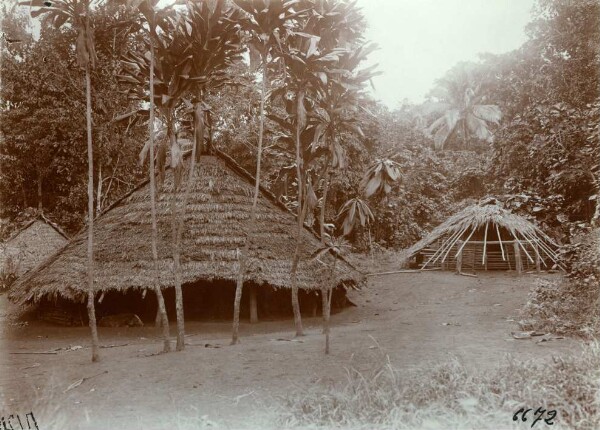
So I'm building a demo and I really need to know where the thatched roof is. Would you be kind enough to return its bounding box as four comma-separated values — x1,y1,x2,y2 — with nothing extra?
9,151,362,305
405,198,563,270
1,214,69,278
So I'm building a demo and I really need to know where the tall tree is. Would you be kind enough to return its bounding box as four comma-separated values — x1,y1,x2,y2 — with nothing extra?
121,0,174,353
120,10,194,351
122,0,243,350
230,0,298,344
274,4,352,336
19,0,101,362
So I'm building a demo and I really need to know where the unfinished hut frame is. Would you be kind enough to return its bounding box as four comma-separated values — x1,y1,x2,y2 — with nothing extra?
406,199,564,274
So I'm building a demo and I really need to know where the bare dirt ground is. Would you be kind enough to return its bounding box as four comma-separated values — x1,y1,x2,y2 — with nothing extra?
0,270,584,430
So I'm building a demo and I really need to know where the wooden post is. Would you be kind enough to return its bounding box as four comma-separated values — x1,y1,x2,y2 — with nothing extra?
535,248,541,273
455,240,463,274
249,285,258,323
513,241,522,274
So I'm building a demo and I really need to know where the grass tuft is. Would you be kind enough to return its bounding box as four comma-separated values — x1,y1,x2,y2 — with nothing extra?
278,342,600,430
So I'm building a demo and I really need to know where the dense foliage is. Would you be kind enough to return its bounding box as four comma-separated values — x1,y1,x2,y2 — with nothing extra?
1,0,598,253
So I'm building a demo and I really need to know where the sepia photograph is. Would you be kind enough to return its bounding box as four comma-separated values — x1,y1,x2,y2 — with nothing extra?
0,0,598,429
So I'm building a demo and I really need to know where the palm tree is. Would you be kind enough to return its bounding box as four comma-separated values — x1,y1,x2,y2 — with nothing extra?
427,65,501,150
119,13,195,351
20,0,101,362
311,43,379,241
276,8,351,337
122,0,174,353
231,0,299,345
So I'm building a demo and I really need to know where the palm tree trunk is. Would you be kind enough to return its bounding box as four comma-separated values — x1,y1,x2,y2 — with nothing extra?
85,64,100,362
172,107,203,351
232,65,267,344
149,37,170,353
168,124,186,351
290,90,306,337
462,120,468,149
319,159,331,243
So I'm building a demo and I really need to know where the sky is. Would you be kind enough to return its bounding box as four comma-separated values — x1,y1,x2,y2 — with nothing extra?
359,0,535,107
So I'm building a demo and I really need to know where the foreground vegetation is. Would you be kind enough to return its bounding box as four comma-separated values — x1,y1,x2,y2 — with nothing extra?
279,342,600,430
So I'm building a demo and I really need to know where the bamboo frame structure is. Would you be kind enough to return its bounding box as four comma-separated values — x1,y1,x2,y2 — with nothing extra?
405,200,564,273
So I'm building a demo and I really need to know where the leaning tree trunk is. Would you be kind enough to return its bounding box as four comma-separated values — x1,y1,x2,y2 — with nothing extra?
148,37,171,352
85,65,100,362
232,65,267,344
290,91,306,337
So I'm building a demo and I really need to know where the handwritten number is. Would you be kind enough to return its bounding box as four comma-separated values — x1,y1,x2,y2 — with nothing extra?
532,407,546,428
513,407,557,427
545,410,557,425
513,407,525,421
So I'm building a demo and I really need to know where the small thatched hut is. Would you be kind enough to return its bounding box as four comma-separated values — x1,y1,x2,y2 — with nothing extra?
405,198,563,273
1,214,68,280
9,151,362,323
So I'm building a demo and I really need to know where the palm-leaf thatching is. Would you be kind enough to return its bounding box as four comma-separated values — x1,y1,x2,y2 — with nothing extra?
1,214,69,278
405,198,563,272
9,151,362,305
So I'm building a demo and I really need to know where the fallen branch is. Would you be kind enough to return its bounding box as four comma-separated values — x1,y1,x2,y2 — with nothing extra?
64,370,108,393
458,272,477,277
367,267,440,276
100,343,129,349
21,363,41,370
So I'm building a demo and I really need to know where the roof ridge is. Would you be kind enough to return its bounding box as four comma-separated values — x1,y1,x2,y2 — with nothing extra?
2,212,69,244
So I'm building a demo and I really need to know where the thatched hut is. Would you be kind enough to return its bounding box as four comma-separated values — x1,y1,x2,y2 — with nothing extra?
1,214,68,280
405,198,563,273
9,151,362,323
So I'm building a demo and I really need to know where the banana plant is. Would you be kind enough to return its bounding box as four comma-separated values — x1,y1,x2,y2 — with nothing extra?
230,0,301,344
19,0,101,362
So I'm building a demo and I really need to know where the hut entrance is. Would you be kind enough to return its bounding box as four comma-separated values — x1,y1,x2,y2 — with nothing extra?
40,282,352,325
157,281,351,322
